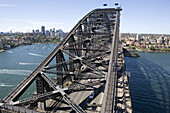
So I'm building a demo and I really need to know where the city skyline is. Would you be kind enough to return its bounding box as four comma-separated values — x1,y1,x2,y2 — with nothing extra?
0,0,170,34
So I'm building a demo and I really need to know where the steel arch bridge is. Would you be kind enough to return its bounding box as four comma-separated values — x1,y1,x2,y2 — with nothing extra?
0,7,132,113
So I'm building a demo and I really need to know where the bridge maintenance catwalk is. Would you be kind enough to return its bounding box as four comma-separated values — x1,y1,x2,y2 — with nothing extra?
0,7,132,113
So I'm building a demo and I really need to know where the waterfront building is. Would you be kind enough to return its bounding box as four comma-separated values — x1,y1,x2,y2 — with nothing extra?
136,33,141,41
142,36,148,41
128,36,136,41
141,44,146,48
157,38,162,44
0,40,3,49
41,26,45,35
6,45,11,48
126,40,133,46
161,35,164,43
1,38,7,46
149,39,156,44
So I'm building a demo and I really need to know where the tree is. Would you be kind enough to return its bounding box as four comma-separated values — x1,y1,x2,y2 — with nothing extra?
132,46,135,49
150,46,155,51
122,39,126,43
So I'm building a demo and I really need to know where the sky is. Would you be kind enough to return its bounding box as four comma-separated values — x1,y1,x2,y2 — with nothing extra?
0,0,170,34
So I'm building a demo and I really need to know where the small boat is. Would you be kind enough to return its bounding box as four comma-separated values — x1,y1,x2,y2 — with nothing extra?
16,62,19,64
43,45,46,49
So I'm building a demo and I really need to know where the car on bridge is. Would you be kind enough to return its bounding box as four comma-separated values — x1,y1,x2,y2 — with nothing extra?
89,92,94,99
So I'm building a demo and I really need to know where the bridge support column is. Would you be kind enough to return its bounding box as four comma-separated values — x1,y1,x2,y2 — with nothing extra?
36,74,46,111
69,37,75,81
56,51,63,88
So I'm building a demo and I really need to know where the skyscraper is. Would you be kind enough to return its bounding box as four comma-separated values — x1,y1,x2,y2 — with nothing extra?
41,26,45,35
50,29,53,36
46,30,50,37
161,35,164,43
136,33,141,41
36,29,39,33
52,28,55,36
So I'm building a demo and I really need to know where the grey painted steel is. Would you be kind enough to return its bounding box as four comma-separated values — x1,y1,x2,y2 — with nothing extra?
41,74,86,113
1,8,122,113
11,78,105,106
0,104,42,113
101,8,121,113
2,8,98,103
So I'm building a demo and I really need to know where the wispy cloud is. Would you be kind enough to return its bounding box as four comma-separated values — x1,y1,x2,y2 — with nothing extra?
0,4,18,7
29,20,63,26
0,19,65,33
6,19,63,25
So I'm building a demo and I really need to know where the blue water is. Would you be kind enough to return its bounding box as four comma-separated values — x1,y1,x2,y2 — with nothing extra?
0,44,170,113
0,44,57,100
125,52,170,113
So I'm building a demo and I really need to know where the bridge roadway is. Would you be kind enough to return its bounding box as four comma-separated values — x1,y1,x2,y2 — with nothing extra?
55,80,104,113
51,55,110,113
0,7,132,113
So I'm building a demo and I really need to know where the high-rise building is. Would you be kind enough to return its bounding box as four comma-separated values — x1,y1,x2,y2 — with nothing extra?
36,29,39,33
50,29,53,36
41,26,45,35
52,28,55,36
46,30,50,37
161,35,164,43
53,28,55,32
136,33,141,41
56,29,64,37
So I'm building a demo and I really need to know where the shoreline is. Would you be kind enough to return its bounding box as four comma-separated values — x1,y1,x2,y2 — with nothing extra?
0,49,5,53
129,49,170,53
0,42,59,53
125,48,170,53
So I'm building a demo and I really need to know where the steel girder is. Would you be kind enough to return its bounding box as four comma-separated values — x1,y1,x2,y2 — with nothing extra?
0,8,122,113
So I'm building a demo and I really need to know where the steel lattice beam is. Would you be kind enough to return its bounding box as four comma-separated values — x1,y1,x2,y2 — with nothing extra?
0,8,124,113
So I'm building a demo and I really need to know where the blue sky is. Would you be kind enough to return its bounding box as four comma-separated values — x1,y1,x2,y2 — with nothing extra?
0,0,170,34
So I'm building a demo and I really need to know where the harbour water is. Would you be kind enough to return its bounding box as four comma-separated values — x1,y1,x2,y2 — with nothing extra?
0,44,170,113
125,52,170,113
0,44,57,100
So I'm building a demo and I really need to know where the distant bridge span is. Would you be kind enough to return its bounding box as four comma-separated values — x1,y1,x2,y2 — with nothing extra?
0,8,132,113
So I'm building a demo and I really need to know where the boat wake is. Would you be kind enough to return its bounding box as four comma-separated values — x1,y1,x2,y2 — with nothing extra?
17,63,39,65
28,53,46,57
0,83,13,87
6,51,13,53
0,69,31,76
